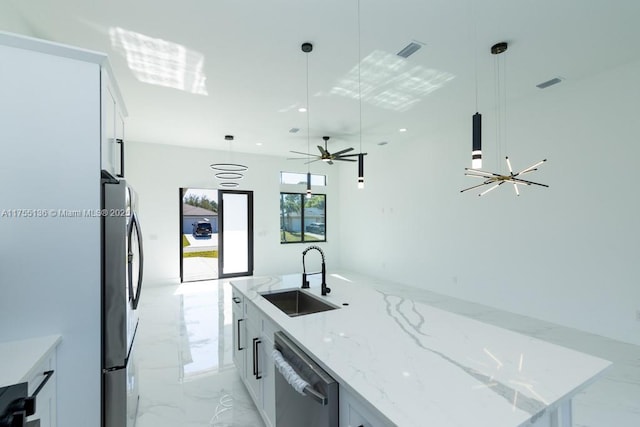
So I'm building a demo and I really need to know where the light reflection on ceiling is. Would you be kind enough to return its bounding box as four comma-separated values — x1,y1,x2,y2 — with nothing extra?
109,27,208,95
330,50,455,112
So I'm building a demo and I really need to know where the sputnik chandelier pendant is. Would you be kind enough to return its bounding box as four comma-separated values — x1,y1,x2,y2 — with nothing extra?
462,41,548,197
461,157,548,196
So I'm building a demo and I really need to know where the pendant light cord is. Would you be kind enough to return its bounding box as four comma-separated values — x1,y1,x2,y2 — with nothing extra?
472,0,478,112
306,50,311,173
357,0,362,154
494,51,508,172
503,52,507,163
494,53,500,171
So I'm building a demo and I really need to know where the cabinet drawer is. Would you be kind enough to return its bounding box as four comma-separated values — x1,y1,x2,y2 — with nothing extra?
232,288,244,315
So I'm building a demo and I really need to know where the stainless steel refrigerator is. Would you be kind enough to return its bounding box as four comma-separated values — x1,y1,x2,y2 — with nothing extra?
101,170,144,427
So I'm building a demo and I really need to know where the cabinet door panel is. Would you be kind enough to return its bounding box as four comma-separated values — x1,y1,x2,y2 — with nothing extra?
244,318,262,403
232,310,245,377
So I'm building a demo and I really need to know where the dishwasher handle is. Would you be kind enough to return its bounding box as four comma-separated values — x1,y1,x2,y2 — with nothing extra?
302,384,328,406
272,347,328,405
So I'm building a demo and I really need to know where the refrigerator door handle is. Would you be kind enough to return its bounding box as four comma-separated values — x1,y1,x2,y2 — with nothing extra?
128,211,144,310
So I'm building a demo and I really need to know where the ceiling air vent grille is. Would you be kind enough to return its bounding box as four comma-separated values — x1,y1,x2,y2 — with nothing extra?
536,77,562,89
397,42,423,58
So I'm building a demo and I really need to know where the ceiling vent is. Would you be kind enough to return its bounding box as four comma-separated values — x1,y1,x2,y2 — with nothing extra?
289,128,300,133
397,41,423,58
536,77,562,89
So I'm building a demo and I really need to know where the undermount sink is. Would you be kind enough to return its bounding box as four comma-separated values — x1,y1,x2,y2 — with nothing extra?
261,290,338,317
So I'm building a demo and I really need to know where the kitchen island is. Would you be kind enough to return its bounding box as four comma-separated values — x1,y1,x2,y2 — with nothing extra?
231,272,611,427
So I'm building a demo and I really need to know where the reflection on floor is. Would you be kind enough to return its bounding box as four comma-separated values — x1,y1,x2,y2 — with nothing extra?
136,277,640,427
135,280,264,427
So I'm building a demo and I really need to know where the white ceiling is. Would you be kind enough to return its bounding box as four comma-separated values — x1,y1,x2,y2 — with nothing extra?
7,0,640,158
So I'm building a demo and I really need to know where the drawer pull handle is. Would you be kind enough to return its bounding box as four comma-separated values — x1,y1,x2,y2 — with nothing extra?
233,297,241,304
32,370,54,397
237,319,244,351
253,338,262,380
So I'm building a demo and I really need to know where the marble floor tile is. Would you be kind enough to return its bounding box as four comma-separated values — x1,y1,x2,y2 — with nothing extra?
136,279,265,427
136,277,640,427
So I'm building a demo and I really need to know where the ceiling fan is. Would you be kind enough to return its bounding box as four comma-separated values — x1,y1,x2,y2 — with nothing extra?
289,136,360,165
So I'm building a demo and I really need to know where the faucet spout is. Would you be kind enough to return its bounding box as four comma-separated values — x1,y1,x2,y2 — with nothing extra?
301,245,330,296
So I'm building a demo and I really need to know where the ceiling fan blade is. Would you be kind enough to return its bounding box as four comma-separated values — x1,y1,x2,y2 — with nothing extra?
304,159,322,165
327,160,334,165
334,153,361,158
317,145,329,156
332,158,357,162
332,147,354,156
290,150,316,156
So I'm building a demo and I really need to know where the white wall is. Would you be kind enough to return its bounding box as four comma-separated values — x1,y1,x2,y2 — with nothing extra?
338,58,640,346
0,2,35,35
125,142,342,284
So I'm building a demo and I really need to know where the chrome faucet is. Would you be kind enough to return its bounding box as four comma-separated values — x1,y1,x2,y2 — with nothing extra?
301,245,330,296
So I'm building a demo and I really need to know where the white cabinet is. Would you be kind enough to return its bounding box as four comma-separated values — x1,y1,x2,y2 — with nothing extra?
25,349,57,427
101,70,126,177
231,288,246,380
0,32,126,426
244,314,262,402
340,387,392,427
231,293,276,427
0,336,60,427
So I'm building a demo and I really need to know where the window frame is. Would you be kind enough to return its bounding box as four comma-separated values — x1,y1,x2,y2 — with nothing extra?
279,192,326,244
280,171,327,186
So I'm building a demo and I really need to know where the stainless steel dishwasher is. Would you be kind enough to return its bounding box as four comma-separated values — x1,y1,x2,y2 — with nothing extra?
273,331,339,427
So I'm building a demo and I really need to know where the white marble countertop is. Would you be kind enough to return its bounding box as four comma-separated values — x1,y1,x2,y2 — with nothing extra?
0,334,61,387
231,271,612,427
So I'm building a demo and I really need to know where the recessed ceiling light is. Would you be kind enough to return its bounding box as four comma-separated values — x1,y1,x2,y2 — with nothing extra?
399,128,407,132
256,142,263,146
298,107,307,112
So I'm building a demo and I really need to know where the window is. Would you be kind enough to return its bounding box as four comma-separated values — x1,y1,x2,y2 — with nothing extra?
280,193,326,243
280,172,326,186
